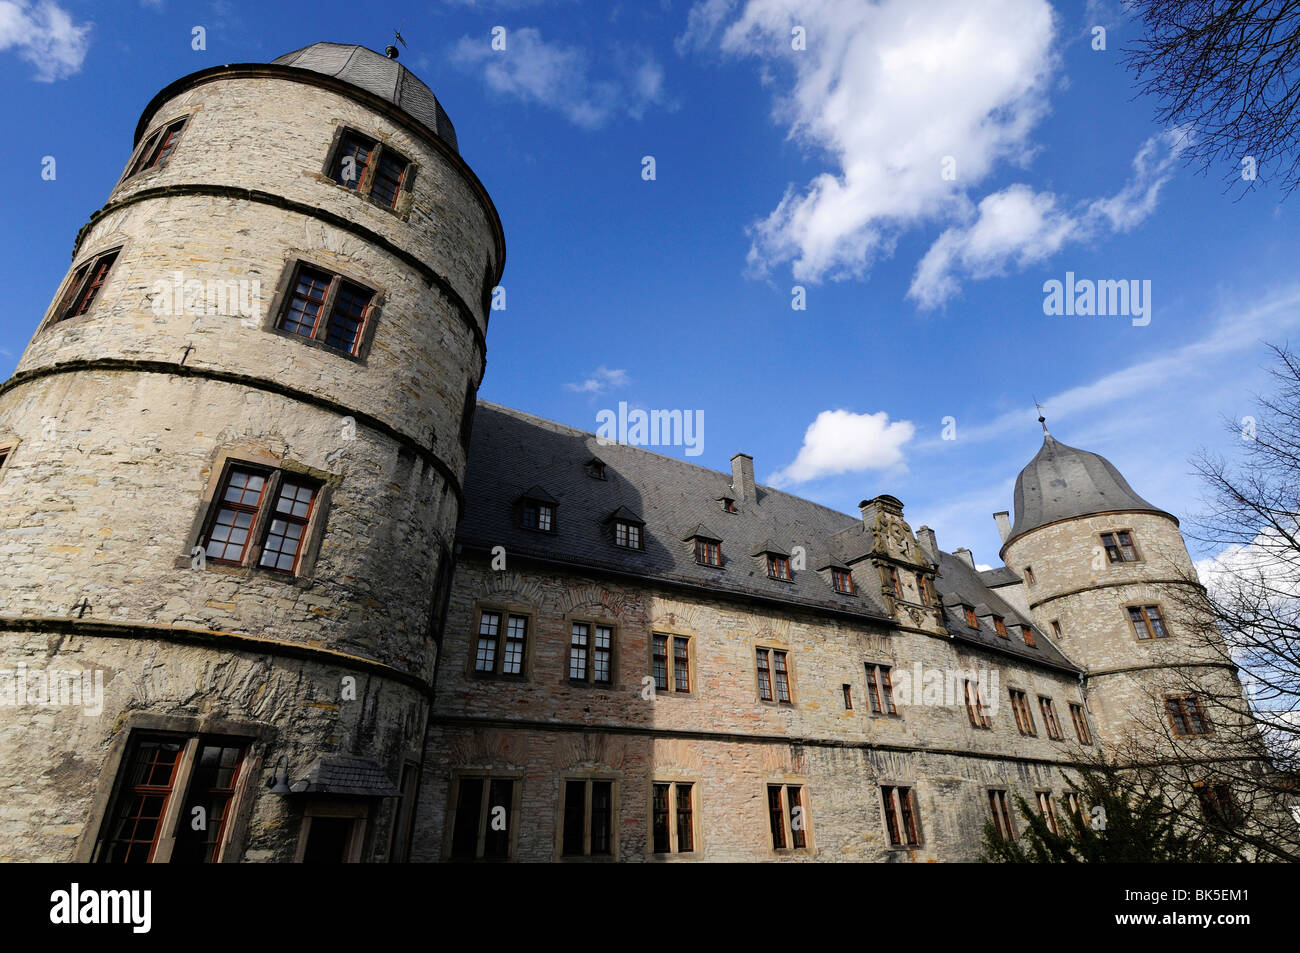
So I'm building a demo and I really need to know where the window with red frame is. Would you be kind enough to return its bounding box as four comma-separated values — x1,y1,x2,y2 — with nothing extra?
199,464,321,575
127,117,188,178
275,263,376,357
55,248,120,323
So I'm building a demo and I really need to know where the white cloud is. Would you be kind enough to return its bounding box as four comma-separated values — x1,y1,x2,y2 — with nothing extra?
769,409,914,486
452,27,664,128
566,366,630,394
681,0,1058,283
0,0,91,81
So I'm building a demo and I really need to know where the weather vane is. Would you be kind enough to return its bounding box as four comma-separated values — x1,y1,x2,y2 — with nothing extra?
386,27,408,59
1033,396,1048,434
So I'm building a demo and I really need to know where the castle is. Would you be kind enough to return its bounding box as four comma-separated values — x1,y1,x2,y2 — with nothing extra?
0,44,1249,862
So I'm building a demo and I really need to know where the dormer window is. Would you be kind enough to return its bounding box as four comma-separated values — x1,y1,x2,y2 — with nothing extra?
585,458,607,480
721,497,737,514
615,521,641,549
963,606,979,629
767,554,791,581
696,539,721,566
993,616,1008,638
523,502,554,531
832,569,854,594
1021,625,1037,648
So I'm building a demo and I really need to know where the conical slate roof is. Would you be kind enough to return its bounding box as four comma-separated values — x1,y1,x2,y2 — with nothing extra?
272,42,458,152
1008,434,1171,543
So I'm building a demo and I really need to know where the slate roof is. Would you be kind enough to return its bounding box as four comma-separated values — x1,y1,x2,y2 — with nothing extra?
459,403,1081,673
272,43,459,152
296,755,400,797
1008,433,1172,546
978,565,1021,588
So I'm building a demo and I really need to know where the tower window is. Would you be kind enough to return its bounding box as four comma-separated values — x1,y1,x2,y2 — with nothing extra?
1166,695,1211,736
275,263,376,357
55,248,120,323
842,684,853,710
1023,566,1036,585
126,117,188,179
197,463,324,576
1101,530,1140,563
832,569,855,594
327,128,413,211
1128,605,1169,640
1050,619,1063,639
1194,782,1241,827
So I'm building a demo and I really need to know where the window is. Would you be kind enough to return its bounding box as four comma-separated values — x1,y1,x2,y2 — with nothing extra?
651,781,694,854
275,263,376,357
882,564,901,596
1194,782,1241,828
561,779,614,858
614,521,642,549
199,464,323,575
569,622,613,685
832,569,855,594
521,501,554,532
865,663,897,715
0,445,9,477
1009,689,1037,736
1035,791,1059,834
449,776,516,860
473,610,528,677
1021,625,1037,648
328,128,413,210
1051,620,1063,639
993,616,1008,638
767,554,791,580
1166,695,1211,736
584,459,606,480
988,789,1015,841
54,248,120,323
694,538,721,566
1101,530,1140,563
965,679,992,728
915,572,933,606
97,733,247,863
652,634,691,694
756,648,792,704
881,785,921,847
1129,605,1169,640
1038,696,1064,740
963,605,979,629
767,784,808,850
1069,702,1093,744
842,684,853,710
1065,791,1083,818
1023,566,1036,585
459,383,477,451
127,117,187,178
389,762,419,863
720,497,737,514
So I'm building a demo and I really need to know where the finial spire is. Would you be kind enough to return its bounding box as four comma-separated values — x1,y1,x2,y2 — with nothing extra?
1034,398,1049,436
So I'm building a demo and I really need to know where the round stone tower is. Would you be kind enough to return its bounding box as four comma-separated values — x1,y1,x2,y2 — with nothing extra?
0,43,503,862
999,429,1239,753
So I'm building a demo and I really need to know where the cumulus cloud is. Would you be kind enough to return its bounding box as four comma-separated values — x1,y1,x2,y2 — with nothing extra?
452,26,664,128
0,0,91,81
908,128,1188,308
680,0,1058,283
768,409,914,486
566,366,631,394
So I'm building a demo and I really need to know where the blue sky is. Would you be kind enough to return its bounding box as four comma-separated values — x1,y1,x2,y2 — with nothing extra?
2,0,1296,567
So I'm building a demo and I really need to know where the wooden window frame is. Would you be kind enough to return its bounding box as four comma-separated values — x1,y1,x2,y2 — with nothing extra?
1100,529,1142,564
444,771,523,862
842,683,853,711
614,520,644,550
323,125,418,214
1050,619,1063,639
266,259,382,360
832,568,856,594
1166,694,1212,736
1038,695,1064,740
650,631,692,695
767,782,810,853
914,572,932,606
755,645,794,706
193,457,330,580
880,784,922,848
1009,688,1037,736
124,115,190,181
0,440,15,483
1193,781,1242,828
962,605,979,629
1023,565,1036,586
1064,791,1083,818
693,537,722,566
1035,790,1059,834
49,246,123,328
965,679,993,728
1128,604,1170,640
864,662,898,716
557,775,619,861
1021,624,1037,648
993,616,1008,638
649,779,698,857
567,618,616,687
520,499,556,533
1069,702,1093,744
767,553,792,581
469,603,534,679
988,788,1016,841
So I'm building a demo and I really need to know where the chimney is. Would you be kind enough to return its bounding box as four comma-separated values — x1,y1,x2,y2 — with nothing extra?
953,547,976,570
993,511,1011,542
730,453,755,503
916,525,938,562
